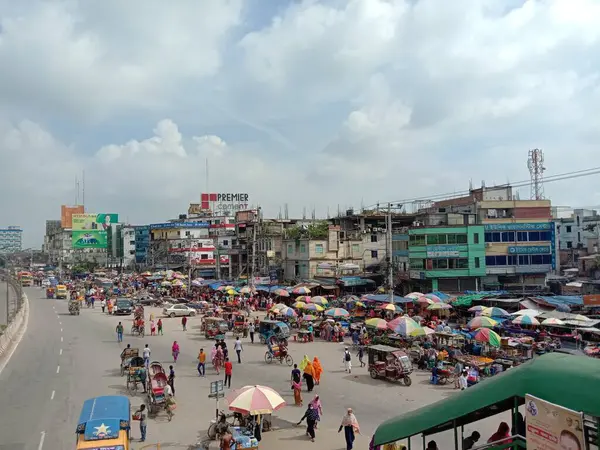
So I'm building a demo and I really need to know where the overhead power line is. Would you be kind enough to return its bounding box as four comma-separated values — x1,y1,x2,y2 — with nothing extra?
366,166,600,209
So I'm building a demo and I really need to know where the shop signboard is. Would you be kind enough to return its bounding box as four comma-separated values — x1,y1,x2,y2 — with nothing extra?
507,246,551,254
72,213,119,231
426,245,461,258
72,230,108,249
484,223,552,231
201,192,250,216
61,205,84,228
409,270,425,280
525,394,585,450
149,222,209,230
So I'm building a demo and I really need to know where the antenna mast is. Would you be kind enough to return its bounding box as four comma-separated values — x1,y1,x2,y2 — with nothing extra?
527,148,546,200
82,170,85,207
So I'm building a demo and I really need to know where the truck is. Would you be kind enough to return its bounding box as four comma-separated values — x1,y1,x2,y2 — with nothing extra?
18,271,33,287
56,284,68,299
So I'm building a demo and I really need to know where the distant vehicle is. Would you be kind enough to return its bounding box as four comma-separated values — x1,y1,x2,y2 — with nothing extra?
163,304,196,318
114,298,133,315
18,272,33,287
56,285,68,299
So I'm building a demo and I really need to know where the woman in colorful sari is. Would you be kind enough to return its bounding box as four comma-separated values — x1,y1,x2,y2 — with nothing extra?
299,355,310,371
292,379,303,406
338,407,360,450
303,359,315,392
312,357,323,385
309,395,323,428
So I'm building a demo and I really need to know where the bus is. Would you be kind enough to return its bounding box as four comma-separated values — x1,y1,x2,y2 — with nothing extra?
18,271,33,287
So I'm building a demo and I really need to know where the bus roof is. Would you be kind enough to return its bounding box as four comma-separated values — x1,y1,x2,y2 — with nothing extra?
77,395,130,441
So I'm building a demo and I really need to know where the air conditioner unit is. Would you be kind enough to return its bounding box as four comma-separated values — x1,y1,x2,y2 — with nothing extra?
485,243,492,248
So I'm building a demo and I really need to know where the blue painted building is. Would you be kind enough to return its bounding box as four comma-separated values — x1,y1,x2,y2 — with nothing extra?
134,225,150,264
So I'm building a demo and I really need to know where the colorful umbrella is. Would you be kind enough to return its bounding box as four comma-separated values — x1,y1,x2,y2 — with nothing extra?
481,307,509,317
472,328,501,347
355,301,366,308
468,305,486,313
572,314,589,322
416,297,434,305
273,288,290,297
427,303,452,311
141,271,152,277
292,286,311,295
226,385,286,415
304,303,324,312
467,316,497,330
226,288,237,295
279,307,297,318
380,303,402,312
387,316,421,336
365,318,388,330
325,308,350,318
409,326,436,337
292,301,307,309
512,309,541,317
425,294,442,303
406,292,425,300
295,296,312,303
309,296,328,305
239,286,255,294
191,279,203,287
343,295,361,302
541,318,565,326
512,315,539,326
302,314,317,321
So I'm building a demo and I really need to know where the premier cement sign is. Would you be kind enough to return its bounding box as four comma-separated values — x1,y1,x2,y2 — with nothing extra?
201,193,250,216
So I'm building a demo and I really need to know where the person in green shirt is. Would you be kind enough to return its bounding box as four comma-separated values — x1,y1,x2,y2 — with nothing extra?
116,322,124,342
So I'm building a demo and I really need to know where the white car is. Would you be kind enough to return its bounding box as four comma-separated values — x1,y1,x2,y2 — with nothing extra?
163,304,196,318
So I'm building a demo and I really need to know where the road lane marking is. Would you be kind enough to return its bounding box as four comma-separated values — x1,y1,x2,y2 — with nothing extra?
56,365,60,374
59,348,63,355
38,431,46,450
50,390,55,400
59,321,62,325
60,328,63,332
61,336,63,342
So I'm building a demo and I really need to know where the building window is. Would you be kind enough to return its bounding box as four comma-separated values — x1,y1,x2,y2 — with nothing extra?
474,257,480,268
214,219,221,225
428,234,446,245
288,244,294,253
315,244,324,254
409,235,426,246
409,258,424,269
352,244,360,253
371,250,378,259
300,244,306,253
447,234,468,244
370,234,378,243
473,233,479,244
566,225,572,232
201,254,208,260
566,241,572,249
577,216,580,227
578,232,581,243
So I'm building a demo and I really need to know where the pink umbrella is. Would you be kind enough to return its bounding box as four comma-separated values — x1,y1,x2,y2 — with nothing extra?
226,385,286,415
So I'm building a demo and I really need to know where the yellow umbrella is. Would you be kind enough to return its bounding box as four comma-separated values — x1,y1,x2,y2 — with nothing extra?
226,289,237,295
293,301,307,309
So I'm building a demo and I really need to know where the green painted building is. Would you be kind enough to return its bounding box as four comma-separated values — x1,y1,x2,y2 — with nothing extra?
408,225,486,292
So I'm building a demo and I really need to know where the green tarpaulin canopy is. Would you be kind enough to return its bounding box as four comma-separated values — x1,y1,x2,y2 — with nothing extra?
374,353,600,446
451,294,488,307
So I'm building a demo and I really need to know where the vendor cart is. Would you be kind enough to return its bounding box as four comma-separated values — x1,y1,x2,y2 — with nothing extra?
205,317,229,339
120,347,139,376
147,361,173,420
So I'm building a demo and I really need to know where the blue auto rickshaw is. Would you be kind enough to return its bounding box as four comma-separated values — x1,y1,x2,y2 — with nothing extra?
76,395,131,450
259,319,290,344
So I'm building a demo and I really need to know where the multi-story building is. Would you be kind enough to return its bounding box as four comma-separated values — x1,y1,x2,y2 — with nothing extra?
424,185,558,291
408,225,486,292
107,225,136,268
556,209,600,268
134,226,150,265
0,226,23,253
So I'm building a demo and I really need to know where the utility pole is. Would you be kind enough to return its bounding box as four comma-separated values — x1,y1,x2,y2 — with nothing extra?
387,203,394,302
250,208,259,287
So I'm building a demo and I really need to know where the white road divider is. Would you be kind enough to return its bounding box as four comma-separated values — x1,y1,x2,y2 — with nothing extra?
0,290,30,374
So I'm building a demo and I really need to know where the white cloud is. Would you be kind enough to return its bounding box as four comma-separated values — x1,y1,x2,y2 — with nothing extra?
3,0,600,246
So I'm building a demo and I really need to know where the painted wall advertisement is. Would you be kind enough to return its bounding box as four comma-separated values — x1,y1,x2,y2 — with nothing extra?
525,394,585,450
71,213,119,249
61,204,85,228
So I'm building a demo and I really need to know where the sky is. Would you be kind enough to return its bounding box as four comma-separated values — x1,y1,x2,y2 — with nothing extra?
2,0,600,248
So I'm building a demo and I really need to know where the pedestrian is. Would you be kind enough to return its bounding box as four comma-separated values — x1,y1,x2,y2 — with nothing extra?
297,404,319,442
303,359,315,392
116,322,124,343
463,431,481,450
338,407,360,450
309,395,323,428
312,357,323,385
291,363,302,387
248,322,255,343
142,344,151,367
172,341,180,362
182,316,187,331
292,378,303,406
234,336,243,363
168,365,176,396
357,345,365,367
134,404,147,442
101,299,106,313
459,369,468,390
197,348,206,376
454,361,464,389
157,318,163,335
150,320,156,336
343,347,352,373
224,357,233,388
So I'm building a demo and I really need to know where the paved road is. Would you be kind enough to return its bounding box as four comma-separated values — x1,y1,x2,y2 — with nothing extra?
0,290,509,449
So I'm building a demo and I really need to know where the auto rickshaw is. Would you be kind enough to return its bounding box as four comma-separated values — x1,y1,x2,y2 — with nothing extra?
46,287,55,299
368,344,413,386
204,317,229,339
69,298,81,315
232,312,248,337
259,320,290,344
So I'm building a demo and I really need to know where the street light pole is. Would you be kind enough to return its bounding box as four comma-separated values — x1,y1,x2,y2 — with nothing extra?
387,203,394,303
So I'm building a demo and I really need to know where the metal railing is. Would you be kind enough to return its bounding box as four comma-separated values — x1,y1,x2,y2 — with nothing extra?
2,271,24,326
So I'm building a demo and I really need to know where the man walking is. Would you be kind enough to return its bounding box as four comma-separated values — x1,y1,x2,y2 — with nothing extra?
143,344,151,368
234,336,243,363
182,316,188,331
197,348,206,376
134,404,147,442
168,365,176,396
248,322,255,344
343,347,352,374
224,357,233,388
116,322,124,343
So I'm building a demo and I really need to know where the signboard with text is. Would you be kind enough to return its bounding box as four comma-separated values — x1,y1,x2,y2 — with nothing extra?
484,223,552,231
426,245,461,258
525,394,584,450
508,246,551,254
71,213,118,249
201,193,250,216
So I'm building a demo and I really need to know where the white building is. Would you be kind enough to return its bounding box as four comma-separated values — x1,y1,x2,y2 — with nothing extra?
557,209,600,252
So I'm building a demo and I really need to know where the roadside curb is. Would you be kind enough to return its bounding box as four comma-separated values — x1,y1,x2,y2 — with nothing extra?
0,291,29,374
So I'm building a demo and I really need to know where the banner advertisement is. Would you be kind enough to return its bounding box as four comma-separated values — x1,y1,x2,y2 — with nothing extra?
525,394,585,450
72,230,108,249
61,205,85,228
72,213,119,231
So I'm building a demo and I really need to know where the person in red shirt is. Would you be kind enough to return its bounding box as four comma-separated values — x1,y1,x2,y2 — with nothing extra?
224,357,233,388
